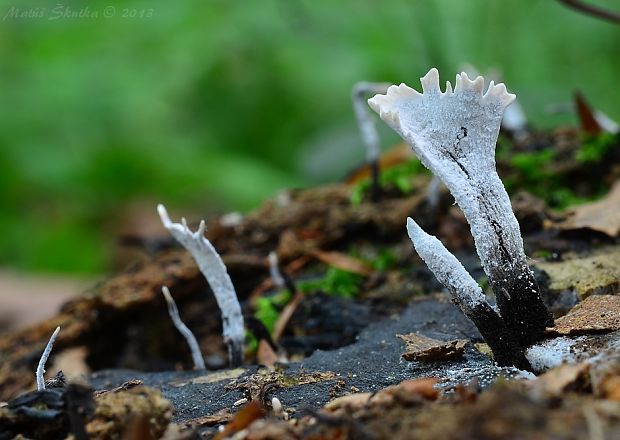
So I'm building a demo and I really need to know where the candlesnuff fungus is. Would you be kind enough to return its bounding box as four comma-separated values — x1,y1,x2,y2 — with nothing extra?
406,219,529,368
36,326,60,391
369,69,553,366
158,204,244,367
352,82,390,201
161,286,206,370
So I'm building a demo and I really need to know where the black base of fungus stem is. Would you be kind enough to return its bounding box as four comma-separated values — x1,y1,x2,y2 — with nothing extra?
491,268,554,348
228,342,244,368
468,302,532,370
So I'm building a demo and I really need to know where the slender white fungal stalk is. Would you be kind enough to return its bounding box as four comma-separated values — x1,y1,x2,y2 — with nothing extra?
406,218,484,312
158,204,244,366
426,175,442,214
370,69,551,350
352,82,391,163
268,251,286,290
162,286,206,370
36,326,60,391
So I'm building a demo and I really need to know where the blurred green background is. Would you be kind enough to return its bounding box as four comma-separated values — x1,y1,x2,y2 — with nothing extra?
0,0,619,274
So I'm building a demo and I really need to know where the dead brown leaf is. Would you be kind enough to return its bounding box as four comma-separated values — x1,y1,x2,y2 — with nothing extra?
550,295,620,335
257,340,279,370
311,250,374,277
556,180,620,237
398,333,467,362
574,91,603,136
214,400,266,440
390,377,440,401
527,363,591,397
272,291,304,342
344,143,412,184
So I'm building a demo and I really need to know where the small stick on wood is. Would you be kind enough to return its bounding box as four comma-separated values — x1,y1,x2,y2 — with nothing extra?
162,286,206,370
36,326,60,391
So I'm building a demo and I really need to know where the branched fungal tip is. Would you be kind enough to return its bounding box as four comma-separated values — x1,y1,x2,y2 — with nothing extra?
158,203,244,367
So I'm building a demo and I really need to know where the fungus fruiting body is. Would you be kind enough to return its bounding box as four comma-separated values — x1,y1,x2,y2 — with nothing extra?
370,69,552,367
36,326,60,391
158,204,244,367
161,286,206,370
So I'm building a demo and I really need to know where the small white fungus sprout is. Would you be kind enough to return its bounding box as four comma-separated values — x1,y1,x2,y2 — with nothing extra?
158,204,244,366
406,218,485,312
268,251,286,290
161,286,206,370
352,81,391,164
36,326,60,391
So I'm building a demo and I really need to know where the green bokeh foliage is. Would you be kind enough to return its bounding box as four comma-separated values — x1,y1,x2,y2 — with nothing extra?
0,0,618,273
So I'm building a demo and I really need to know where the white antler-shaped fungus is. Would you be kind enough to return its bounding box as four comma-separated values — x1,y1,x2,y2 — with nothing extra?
158,204,244,367
370,69,552,364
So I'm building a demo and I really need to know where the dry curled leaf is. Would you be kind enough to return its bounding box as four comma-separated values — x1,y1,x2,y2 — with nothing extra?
398,333,467,362
556,180,620,238
214,400,266,440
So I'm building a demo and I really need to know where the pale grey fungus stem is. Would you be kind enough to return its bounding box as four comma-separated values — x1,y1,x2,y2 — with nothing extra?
352,82,391,201
36,326,60,391
352,82,391,163
158,204,244,367
161,286,206,370
370,69,551,363
426,175,442,215
268,251,286,290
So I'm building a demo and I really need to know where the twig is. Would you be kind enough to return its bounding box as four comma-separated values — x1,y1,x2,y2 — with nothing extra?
158,204,244,367
556,0,620,25
272,291,304,343
36,326,60,391
162,286,206,370
267,251,304,342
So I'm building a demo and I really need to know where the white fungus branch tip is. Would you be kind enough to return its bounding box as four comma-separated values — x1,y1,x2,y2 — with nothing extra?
36,326,60,391
406,217,485,311
162,286,206,370
158,203,244,366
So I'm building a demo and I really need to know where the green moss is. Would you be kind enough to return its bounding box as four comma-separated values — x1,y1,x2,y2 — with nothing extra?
370,248,398,272
254,290,292,334
350,160,425,205
576,133,618,163
505,140,612,209
299,267,363,298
